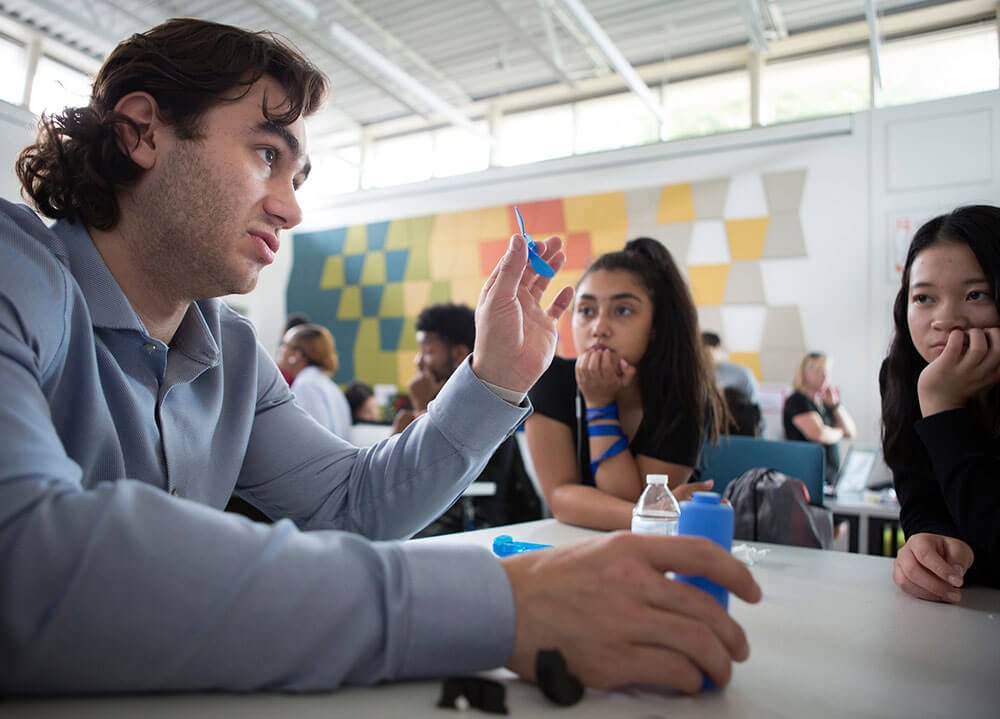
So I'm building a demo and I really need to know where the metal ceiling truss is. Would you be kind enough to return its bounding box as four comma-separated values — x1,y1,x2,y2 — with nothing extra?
558,0,666,126
486,0,578,88
544,0,611,75
0,0,991,152
865,0,884,94
332,0,473,105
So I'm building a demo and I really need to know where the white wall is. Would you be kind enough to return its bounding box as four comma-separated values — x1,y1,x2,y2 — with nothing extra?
2,92,997,448
278,90,999,448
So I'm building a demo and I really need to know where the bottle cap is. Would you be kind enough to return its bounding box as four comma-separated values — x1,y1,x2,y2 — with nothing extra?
645,473,668,485
691,491,722,504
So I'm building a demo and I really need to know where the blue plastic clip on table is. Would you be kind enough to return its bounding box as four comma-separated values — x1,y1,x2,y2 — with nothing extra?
492,534,553,557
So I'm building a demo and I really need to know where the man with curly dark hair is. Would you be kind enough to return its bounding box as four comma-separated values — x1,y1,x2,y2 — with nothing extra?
0,18,759,697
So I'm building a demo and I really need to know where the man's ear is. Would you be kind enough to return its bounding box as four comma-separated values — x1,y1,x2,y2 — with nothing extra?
112,92,163,170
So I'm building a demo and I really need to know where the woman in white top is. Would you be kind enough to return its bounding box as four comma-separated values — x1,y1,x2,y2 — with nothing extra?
277,323,352,439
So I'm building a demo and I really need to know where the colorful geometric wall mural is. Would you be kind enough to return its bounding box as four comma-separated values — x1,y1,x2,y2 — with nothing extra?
288,169,809,389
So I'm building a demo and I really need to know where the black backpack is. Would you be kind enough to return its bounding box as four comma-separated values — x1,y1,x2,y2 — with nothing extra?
722,468,834,549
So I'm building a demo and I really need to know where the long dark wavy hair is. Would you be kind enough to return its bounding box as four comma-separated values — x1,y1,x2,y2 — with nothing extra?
881,205,1000,473
16,18,328,230
581,236,725,448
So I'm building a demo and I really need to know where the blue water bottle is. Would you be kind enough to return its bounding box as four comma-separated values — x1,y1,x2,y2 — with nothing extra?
676,491,734,609
676,491,734,690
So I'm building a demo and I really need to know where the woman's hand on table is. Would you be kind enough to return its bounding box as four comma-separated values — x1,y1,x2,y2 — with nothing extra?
893,532,974,603
672,479,715,502
501,531,761,694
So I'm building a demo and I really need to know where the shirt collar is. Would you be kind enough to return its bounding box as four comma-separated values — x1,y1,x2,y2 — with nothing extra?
51,219,220,365
52,219,144,332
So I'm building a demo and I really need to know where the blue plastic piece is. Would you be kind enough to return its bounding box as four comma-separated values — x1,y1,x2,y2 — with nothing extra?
676,491,735,690
514,206,556,278
677,492,734,607
492,534,553,557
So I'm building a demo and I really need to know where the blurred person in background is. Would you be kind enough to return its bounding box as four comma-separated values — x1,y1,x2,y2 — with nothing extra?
783,351,856,487
345,380,381,423
278,323,352,439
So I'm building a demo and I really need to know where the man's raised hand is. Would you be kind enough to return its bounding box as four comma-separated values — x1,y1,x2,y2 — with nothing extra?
472,233,574,393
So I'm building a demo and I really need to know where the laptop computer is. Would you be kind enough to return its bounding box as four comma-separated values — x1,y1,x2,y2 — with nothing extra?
826,446,894,495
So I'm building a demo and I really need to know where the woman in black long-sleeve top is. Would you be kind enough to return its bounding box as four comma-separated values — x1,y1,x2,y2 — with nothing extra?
881,205,1000,603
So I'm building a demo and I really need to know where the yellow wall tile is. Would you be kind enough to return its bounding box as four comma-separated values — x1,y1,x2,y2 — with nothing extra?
399,317,418,350
380,283,405,316
450,276,483,307
361,252,387,285
319,255,344,289
589,228,628,257
726,218,769,260
337,286,361,318
687,264,730,306
355,318,398,385
431,209,480,248
429,242,479,281
657,184,696,223
728,351,762,381
396,350,416,388
564,192,628,233
402,281,432,316
344,225,368,254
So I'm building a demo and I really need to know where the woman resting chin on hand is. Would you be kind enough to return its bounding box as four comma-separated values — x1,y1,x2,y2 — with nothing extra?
881,204,1000,601
525,237,723,531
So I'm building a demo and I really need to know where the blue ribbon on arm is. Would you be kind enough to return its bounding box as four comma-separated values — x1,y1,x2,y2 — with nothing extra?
587,423,629,477
585,402,618,422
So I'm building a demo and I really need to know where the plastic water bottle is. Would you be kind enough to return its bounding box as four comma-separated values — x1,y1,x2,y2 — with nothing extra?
630,474,680,536
676,491,735,608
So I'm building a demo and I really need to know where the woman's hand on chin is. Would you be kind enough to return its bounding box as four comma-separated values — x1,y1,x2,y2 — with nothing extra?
577,348,636,407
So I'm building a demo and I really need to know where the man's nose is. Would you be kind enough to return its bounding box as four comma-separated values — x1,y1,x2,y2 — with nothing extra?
265,180,304,230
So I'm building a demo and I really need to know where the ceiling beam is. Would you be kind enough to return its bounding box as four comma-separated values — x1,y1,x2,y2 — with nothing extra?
557,0,666,125
332,0,472,105
545,0,610,74
20,33,41,108
486,0,578,88
241,0,399,130
348,0,995,143
270,0,319,24
865,0,884,100
537,0,569,80
101,0,170,29
328,22,488,140
4,0,127,57
739,0,770,53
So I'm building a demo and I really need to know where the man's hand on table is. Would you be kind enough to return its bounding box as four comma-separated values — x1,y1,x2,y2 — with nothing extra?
501,532,762,694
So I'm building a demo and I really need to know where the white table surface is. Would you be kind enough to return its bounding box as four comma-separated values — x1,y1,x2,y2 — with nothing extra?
6,519,999,719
